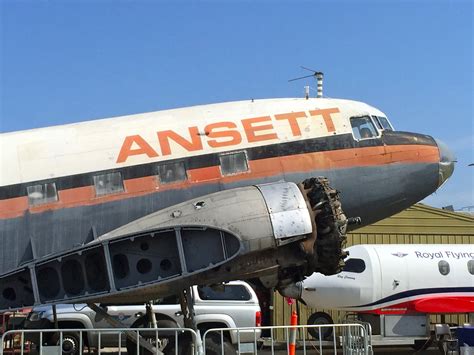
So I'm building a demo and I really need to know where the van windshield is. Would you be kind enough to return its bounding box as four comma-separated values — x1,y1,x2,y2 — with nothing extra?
350,116,378,140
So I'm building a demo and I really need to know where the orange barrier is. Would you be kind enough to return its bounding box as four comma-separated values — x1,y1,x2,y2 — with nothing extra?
289,310,298,355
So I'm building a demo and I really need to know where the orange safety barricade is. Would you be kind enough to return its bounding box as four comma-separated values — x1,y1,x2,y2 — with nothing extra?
288,310,298,355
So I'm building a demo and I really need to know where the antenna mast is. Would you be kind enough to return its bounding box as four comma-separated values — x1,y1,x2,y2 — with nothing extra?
316,72,323,98
289,67,324,98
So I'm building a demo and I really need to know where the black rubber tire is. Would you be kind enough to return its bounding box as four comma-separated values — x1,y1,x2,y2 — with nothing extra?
58,332,82,355
204,335,236,355
307,312,334,340
126,316,178,355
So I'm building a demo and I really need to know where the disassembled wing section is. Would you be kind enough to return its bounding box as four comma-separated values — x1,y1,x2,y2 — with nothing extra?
0,178,348,311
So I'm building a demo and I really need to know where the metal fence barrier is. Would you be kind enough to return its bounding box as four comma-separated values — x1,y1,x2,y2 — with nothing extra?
1,327,200,355
2,323,372,355
203,323,373,355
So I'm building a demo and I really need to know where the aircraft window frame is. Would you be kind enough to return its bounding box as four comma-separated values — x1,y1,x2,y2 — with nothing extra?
342,258,366,273
93,171,125,196
27,182,58,206
219,150,249,176
438,260,450,276
157,161,187,184
372,116,383,130
375,116,394,131
349,116,380,141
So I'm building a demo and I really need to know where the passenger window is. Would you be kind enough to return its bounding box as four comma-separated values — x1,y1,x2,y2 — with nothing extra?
197,285,251,301
342,258,366,273
438,260,450,276
93,172,124,196
350,116,378,140
219,151,249,176
158,161,187,184
27,182,58,206
468,260,474,275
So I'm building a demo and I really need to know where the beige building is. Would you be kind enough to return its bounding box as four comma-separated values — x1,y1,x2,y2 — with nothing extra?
272,204,474,329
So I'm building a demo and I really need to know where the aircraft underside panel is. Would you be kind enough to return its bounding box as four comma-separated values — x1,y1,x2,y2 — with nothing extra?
0,226,242,310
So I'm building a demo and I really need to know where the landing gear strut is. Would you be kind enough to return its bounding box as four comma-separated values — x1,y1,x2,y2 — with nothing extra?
88,303,163,355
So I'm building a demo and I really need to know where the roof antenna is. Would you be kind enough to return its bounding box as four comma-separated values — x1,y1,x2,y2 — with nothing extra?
289,67,324,98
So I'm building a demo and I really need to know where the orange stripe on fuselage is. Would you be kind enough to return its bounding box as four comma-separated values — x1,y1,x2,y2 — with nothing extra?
0,196,29,219
0,144,439,219
187,166,222,182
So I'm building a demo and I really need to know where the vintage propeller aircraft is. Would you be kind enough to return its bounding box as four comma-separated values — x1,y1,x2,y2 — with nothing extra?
0,85,455,318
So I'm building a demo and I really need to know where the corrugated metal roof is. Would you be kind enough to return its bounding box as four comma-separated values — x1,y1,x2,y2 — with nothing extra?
353,203,474,235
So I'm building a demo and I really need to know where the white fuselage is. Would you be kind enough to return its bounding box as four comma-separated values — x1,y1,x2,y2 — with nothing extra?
301,244,474,314
0,98,384,187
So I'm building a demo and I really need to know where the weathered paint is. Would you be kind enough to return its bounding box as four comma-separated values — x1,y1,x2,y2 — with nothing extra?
0,162,439,275
1,99,376,186
0,97,451,278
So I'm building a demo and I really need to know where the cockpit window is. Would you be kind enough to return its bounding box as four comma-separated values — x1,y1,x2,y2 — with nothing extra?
342,258,366,273
350,116,378,140
373,116,383,130
376,116,393,131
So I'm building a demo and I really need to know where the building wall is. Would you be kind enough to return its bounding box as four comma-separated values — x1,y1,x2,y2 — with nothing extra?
272,204,474,334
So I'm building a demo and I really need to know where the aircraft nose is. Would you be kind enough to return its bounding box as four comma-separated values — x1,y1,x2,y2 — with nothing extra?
435,138,456,187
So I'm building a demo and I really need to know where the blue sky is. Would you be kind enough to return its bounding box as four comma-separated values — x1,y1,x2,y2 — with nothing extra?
1,0,472,209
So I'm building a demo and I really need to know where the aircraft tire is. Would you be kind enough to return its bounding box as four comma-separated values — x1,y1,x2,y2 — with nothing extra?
307,312,334,340
163,333,194,355
204,335,236,355
126,316,178,355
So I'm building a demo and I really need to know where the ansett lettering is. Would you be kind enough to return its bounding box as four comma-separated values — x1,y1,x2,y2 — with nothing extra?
415,251,474,259
116,108,340,163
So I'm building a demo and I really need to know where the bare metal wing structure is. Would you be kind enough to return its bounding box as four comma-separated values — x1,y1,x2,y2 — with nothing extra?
0,179,348,311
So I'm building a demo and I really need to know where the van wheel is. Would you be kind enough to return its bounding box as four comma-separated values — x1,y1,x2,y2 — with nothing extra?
205,335,236,355
58,332,82,355
307,312,334,340
126,316,178,355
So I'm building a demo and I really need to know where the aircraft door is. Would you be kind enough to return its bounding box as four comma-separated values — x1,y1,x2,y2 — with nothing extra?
379,250,410,304
362,247,382,307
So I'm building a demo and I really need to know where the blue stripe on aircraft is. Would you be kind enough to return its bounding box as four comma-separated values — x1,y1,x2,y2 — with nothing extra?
352,287,474,308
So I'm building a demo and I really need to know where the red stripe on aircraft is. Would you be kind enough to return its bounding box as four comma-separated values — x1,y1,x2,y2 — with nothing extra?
365,295,474,315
